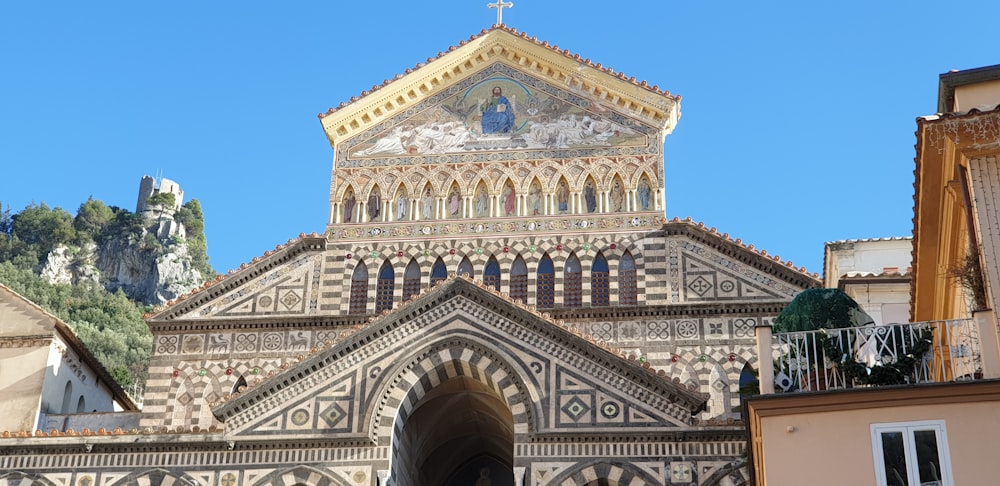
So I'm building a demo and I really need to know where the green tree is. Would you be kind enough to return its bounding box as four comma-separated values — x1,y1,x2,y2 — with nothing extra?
146,192,176,219
10,203,76,262
175,199,214,278
74,197,115,243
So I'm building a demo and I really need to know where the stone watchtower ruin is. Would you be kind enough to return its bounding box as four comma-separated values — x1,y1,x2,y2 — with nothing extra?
135,175,186,240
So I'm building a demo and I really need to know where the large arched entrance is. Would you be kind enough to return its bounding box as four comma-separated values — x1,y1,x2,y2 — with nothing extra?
393,376,515,486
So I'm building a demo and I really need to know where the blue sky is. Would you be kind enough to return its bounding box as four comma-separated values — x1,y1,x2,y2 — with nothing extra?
2,2,998,278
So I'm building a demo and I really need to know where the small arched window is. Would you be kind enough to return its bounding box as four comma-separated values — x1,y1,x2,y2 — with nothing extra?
484,256,500,292
457,256,473,279
376,262,395,313
564,253,582,307
510,256,528,303
403,259,421,301
537,254,555,309
619,251,637,305
349,262,369,314
591,252,610,307
431,258,448,286
76,395,86,413
62,381,73,413
232,375,248,395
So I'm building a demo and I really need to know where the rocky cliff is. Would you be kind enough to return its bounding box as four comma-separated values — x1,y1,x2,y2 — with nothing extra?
41,237,205,306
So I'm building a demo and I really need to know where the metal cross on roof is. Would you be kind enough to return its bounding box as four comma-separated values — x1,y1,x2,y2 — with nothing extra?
487,0,514,26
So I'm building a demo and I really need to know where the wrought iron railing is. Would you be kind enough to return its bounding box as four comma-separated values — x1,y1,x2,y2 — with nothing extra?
771,320,982,393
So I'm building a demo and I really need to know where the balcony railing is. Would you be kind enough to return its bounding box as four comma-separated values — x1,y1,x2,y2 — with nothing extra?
770,319,982,393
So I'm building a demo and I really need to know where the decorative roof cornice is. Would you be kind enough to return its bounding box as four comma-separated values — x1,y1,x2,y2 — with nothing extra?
145,233,327,322
318,26,680,149
662,218,822,286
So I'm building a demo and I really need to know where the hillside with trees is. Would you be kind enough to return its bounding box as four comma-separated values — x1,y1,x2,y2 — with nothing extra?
0,197,215,389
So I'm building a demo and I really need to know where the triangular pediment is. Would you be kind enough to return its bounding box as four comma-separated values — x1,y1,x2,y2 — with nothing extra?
146,235,328,322
663,221,821,304
213,277,706,441
319,27,680,155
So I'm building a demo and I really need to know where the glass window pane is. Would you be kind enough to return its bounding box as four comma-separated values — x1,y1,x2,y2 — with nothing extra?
880,431,909,486
914,429,942,484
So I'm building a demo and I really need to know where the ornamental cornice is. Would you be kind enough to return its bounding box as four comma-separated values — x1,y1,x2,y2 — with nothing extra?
328,212,665,242
0,335,52,348
319,29,679,148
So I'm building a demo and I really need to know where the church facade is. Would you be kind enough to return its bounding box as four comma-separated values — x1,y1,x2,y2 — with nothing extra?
1,27,818,486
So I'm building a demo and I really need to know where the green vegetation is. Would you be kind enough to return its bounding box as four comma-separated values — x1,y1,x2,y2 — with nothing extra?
0,196,217,389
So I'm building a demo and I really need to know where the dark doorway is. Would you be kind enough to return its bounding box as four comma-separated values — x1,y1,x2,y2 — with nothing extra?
393,376,515,486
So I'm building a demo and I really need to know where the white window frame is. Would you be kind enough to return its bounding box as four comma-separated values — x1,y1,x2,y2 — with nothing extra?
870,420,953,486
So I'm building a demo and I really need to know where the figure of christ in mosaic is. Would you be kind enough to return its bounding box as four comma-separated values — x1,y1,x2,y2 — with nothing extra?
479,86,515,134
502,183,516,216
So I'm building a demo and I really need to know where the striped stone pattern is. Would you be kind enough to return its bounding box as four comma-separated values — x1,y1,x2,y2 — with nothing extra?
322,232,655,314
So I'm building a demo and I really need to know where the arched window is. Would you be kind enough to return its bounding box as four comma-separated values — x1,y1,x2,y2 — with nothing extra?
510,256,528,303
232,375,248,395
537,254,555,309
376,261,395,313
591,252,610,307
403,259,421,301
431,258,448,286
457,256,473,279
619,251,637,305
564,253,582,307
62,381,73,413
484,256,500,292
76,395,86,413
349,262,369,314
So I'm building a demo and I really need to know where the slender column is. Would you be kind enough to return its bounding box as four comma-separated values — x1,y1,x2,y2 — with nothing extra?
755,322,775,394
975,310,1000,378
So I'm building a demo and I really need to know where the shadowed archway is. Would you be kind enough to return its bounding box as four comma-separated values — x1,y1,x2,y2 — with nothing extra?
393,376,515,486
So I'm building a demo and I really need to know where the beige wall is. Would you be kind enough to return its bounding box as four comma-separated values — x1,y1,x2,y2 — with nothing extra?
0,346,49,432
749,383,1000,486
953,79,1000,111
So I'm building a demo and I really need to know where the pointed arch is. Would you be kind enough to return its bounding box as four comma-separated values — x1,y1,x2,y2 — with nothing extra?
473,179,490,218
61,380,73,413
547,461,661,486
563,252,582,307
76,395,86,413
484,255,501,292
0,472,59,486
618,251,637,305
393,183,409,222
431,257,448,286
349,261,369,314
231,375,248,395
500,179,517,217
555,176,571,214
419,182,435,220
457,256,474,278
376,261,395,313
636,173,654,211
609,174,626,212
367,183,382,222
537,253,555,308
250,465,351,486
403,259,422,301
583,175,598,213
527,177,544,215
510,255,528,303
446,181,463,219
342,184,358,223
110,468,204,486
591,251,610,307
